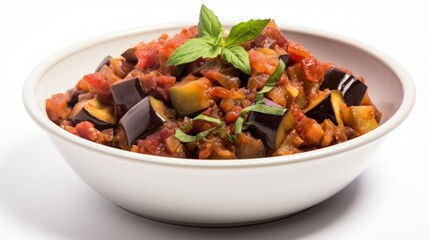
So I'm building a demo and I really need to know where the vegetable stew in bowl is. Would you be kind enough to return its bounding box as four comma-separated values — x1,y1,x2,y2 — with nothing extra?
45,5,381,159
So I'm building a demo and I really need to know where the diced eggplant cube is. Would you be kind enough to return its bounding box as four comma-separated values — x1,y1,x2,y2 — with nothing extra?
66,89,83,109
95,55,112,72
247,108,296,150
305,93,335,124
69,98,116,130
121,47,138,63
305,90,345,125
319,68,367,106
343,105,378,135
279,54,290,66
111,78,146,114
169,77,213,116
119,96,174,146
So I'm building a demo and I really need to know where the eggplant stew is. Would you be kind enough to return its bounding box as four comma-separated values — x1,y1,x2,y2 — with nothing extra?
46,5,381,159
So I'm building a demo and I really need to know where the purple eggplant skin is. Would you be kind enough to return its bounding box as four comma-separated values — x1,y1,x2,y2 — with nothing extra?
66,89,84,108
95,55,112,72
121,47,138,63
305,93,337,124
71,107,114,130
247,111,285,150
247,101,296,151
279,54,290,67
111,78,146,114
247,98,296,152
305,90,345,125
119,96,165,146
69,98,116,130
319,68,367,106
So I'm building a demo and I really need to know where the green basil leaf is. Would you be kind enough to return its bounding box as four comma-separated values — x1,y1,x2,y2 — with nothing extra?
243,103,286,115
175,114,225,143
225,19,270,46
194,115,236,142
175,128,215,143
227,134,237,143
222,45,251,75
193,114,224,126
179,120,193,131
234,114,246,140
257,59,286,98
166,37,221,66
198,4,223,38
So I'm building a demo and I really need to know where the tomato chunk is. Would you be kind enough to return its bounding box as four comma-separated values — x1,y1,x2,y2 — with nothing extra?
81,72,112,102
288,41,311,61
301,56,324,82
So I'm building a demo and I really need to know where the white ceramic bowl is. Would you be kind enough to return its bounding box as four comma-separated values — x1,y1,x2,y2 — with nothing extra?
23,23,415,226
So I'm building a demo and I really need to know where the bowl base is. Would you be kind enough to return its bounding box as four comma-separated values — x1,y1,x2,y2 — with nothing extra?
117,204,308,228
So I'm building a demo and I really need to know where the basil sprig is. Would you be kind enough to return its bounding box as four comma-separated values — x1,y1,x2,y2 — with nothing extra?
167,4,270,75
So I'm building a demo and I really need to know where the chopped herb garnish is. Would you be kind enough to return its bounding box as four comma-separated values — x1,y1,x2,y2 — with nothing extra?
175,127,215,143
175,102,285,144
175,114,226,143
256,59,285,101
167,4,270,75
193,114,223,125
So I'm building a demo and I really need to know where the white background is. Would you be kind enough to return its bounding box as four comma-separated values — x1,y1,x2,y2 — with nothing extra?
1,0,428,239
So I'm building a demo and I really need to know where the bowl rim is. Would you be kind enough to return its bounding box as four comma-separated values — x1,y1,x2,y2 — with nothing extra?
22,22,416,168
